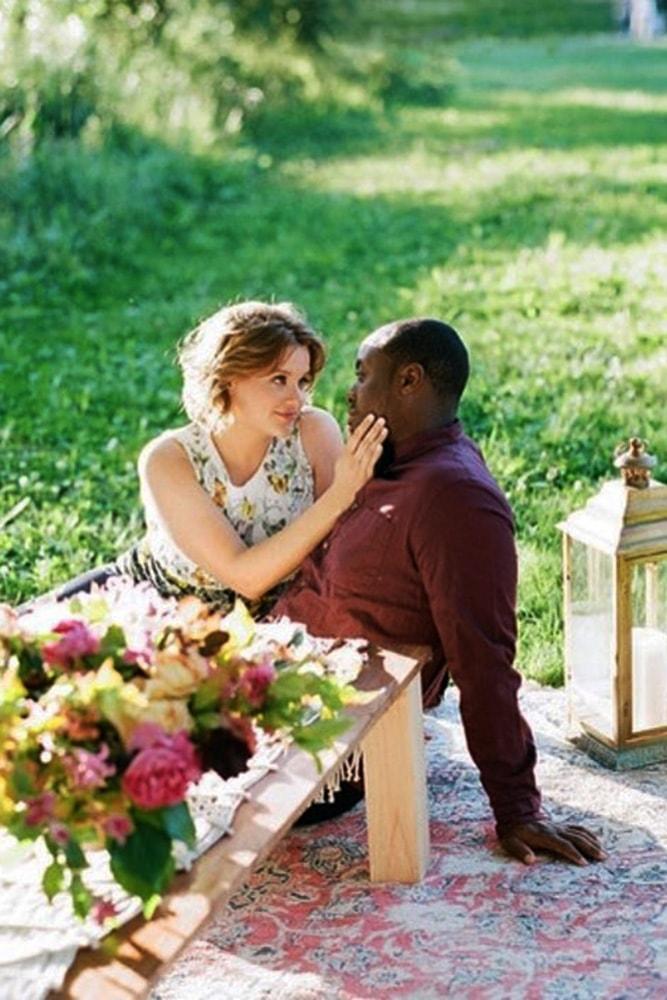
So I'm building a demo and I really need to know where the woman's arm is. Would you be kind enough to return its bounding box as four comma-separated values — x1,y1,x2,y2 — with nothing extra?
299,406,344,498
138,415,386,601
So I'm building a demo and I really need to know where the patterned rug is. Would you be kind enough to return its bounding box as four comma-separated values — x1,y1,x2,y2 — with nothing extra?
151,686,667,1000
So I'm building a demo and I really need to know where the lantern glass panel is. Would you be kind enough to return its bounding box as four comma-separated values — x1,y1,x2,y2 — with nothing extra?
568,540,614,739
630,557,667,733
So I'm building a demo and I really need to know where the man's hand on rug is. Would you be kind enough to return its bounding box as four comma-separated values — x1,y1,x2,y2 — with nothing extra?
500,820,607,866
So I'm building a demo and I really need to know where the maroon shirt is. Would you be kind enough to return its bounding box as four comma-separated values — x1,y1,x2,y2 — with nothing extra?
274,420,542,835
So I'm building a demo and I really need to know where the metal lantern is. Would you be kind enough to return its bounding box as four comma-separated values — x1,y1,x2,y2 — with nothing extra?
559,438,667,768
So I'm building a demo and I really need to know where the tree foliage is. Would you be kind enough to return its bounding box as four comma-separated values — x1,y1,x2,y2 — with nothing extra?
0,0,350,145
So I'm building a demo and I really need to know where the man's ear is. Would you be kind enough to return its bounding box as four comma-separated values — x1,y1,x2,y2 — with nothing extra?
396,362,426,396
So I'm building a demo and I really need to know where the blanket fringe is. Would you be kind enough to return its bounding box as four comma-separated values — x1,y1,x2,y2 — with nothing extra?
312,746,363,804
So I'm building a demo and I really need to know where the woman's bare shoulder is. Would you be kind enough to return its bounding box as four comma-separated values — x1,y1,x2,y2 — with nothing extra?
138,428,192,478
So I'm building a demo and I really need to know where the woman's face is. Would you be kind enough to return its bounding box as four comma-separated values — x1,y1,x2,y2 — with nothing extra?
226,345,313,438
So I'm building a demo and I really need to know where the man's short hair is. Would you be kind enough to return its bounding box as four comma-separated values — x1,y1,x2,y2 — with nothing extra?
380,318,470,402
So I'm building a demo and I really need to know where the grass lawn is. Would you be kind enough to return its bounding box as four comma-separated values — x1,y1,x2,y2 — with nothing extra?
1,4,666,684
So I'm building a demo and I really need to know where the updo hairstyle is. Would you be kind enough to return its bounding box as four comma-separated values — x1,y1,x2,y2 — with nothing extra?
178,301,325,428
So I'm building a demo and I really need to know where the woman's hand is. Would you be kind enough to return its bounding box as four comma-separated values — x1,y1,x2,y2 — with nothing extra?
328,414,387,510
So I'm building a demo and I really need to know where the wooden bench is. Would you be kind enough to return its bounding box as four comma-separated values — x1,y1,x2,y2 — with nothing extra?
53,646,430,999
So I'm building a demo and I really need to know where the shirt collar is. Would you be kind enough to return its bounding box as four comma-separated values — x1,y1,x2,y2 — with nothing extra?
392,419,463,463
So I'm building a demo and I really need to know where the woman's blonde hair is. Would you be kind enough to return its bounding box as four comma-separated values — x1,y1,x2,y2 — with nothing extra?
178,301,325,427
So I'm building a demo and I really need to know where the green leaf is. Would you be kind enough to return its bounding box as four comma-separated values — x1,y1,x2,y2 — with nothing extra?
10,763,37,797
42,860,65,901
99,624,127,658
160,802,196,848
17,647,47,690
293,715,351,751
266,668,311,701
131,807,165,832
143,893,162,920
195,711,222,730
64,837,87,870
70,872,92,919
7,816,41,843
109,822,175,903
132,803,196,847
190,678,221,714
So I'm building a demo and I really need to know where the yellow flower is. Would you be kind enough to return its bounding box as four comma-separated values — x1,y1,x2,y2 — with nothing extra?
240,498,255,519
139,698,194,735
212,479,228,506
268,474,288,494
219,599,255,657
0,776,14,824
193,566,214,587
145,648,210,700
99,677,194,745
97,679,148,748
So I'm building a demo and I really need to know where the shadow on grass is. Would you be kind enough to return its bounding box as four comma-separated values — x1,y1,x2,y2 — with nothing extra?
183,37,667,168
350,0,615,44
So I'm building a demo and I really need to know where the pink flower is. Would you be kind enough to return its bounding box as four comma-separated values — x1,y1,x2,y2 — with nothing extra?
48,821,70,846
103,813,134,844
64,745,116,790
42,620,100,668
122,728,201,810
239,658,276,707
122,646,151,666
127,722,171,752
25,791,56,826
92,898,119,924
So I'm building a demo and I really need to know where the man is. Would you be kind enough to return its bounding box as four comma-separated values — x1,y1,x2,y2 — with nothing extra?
275,317,606,866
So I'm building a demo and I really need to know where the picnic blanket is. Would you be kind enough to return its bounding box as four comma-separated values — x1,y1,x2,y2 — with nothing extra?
150,684,667,1000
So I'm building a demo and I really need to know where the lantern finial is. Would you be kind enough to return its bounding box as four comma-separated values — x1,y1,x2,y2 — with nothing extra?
613,437,656,489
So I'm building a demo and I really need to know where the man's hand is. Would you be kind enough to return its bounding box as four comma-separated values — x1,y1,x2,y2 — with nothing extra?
500,820,607,866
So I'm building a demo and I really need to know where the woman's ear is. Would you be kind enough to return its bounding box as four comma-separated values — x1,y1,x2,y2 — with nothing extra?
396,362,426,396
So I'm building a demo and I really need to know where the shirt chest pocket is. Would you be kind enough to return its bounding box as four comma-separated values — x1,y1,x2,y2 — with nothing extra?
328,503,398,589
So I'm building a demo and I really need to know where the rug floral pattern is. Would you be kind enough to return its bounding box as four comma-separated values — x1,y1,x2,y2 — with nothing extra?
152,687,667,1000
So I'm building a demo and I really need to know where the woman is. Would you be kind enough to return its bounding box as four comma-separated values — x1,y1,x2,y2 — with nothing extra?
55,300,385,614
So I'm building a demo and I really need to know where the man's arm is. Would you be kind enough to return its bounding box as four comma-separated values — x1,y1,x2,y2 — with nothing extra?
413,482,606,865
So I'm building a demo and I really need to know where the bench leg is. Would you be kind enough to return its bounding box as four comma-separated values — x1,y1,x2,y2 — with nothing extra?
361,674,430,882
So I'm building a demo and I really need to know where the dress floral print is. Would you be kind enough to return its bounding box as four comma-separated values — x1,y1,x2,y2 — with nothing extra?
117,421,314,614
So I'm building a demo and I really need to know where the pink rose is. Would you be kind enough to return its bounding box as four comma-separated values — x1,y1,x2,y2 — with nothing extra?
122,728,201,810
64,745,115,790
103,813,134,844
42,620,100,668
239,658,277,708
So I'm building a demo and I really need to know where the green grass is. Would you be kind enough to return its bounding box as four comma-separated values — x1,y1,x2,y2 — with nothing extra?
1,5,666,685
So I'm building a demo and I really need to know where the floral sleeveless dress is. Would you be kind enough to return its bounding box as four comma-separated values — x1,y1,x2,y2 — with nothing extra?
117,421,315,615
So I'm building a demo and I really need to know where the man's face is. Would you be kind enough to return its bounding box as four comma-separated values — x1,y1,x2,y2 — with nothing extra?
346,337,396,434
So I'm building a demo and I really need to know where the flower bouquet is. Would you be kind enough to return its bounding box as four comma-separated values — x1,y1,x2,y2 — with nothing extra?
0,579,365,922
